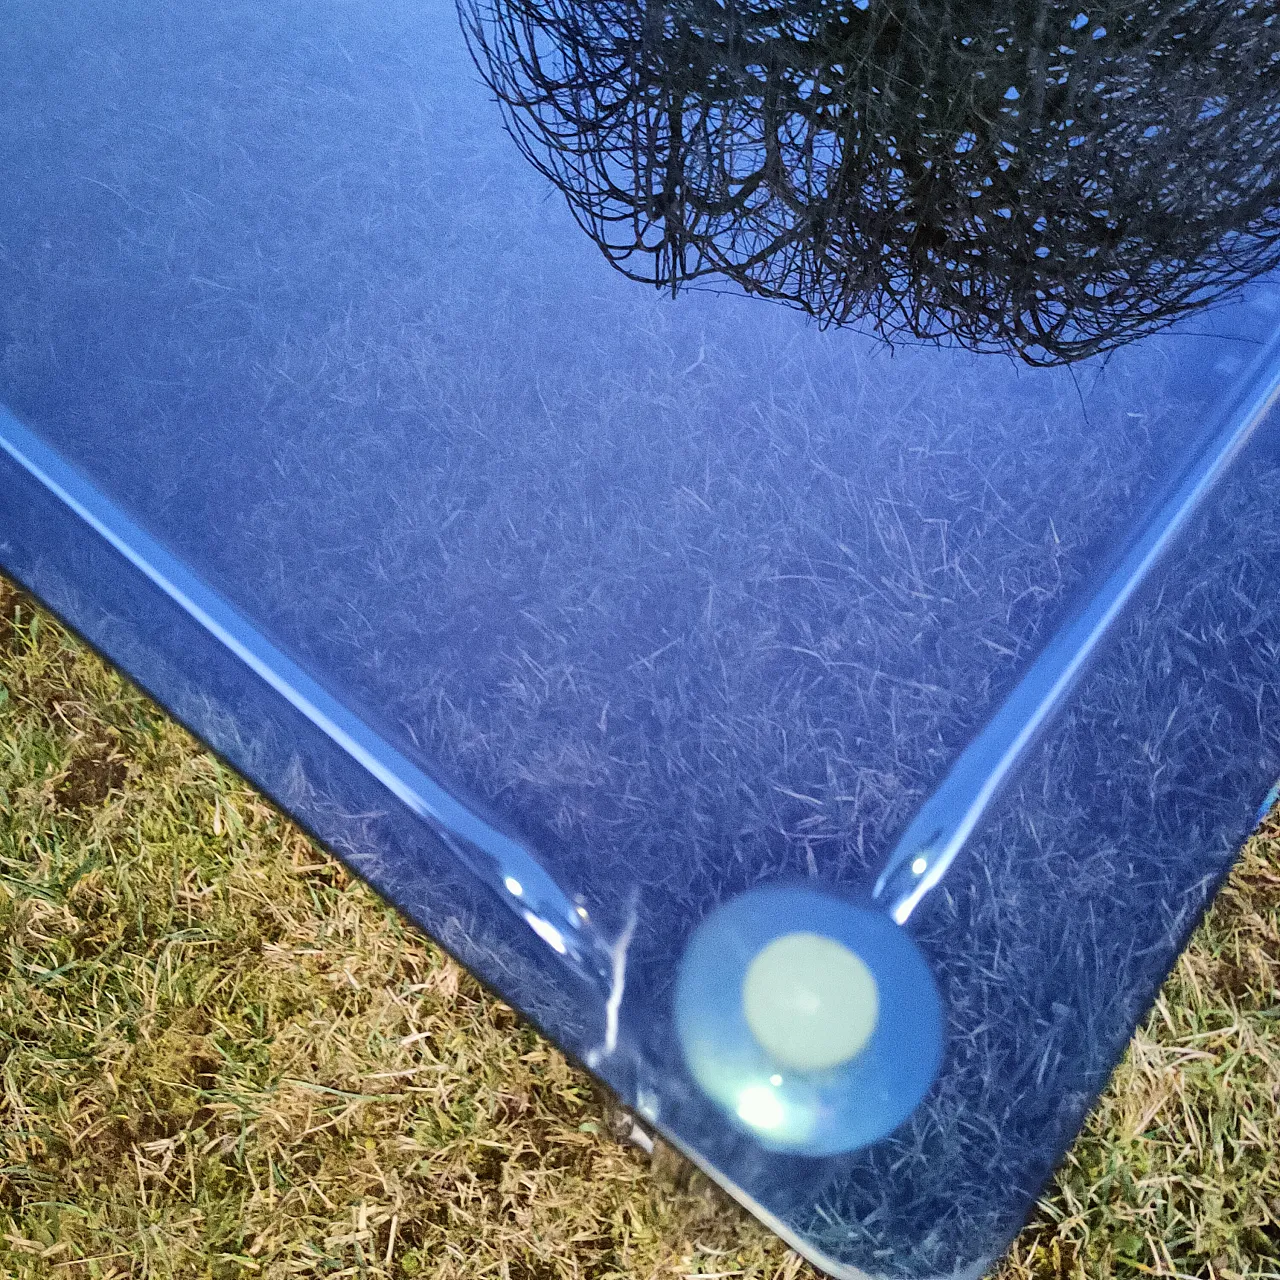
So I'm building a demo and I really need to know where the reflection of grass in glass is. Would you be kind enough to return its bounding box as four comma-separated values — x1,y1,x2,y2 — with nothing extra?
1,576,1277,1278
0,0,1236,930
3,3,1280,1270
230,287,1188,922
795,467,1280,1277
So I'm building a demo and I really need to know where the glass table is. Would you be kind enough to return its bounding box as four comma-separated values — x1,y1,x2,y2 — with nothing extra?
3,1,1279,1274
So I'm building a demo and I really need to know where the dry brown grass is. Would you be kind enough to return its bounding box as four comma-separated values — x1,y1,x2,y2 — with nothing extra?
1,575,1277,1279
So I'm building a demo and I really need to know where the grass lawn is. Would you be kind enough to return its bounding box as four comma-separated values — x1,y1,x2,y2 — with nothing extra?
1,573,1278,1280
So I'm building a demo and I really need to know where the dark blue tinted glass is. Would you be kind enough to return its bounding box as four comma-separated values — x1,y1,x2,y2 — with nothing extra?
3,2,1279,1274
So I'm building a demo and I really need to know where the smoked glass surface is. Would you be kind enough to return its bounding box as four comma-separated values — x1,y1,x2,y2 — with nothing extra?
3,2,1280,1274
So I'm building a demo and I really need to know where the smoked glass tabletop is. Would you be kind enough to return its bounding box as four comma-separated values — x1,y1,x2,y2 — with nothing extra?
3,2,1279,1275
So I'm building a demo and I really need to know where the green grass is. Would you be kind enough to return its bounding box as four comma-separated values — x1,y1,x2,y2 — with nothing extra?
1,574,1278,1280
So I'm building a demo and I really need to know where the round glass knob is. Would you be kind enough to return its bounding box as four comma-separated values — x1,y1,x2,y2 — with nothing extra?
673,884,944,1155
